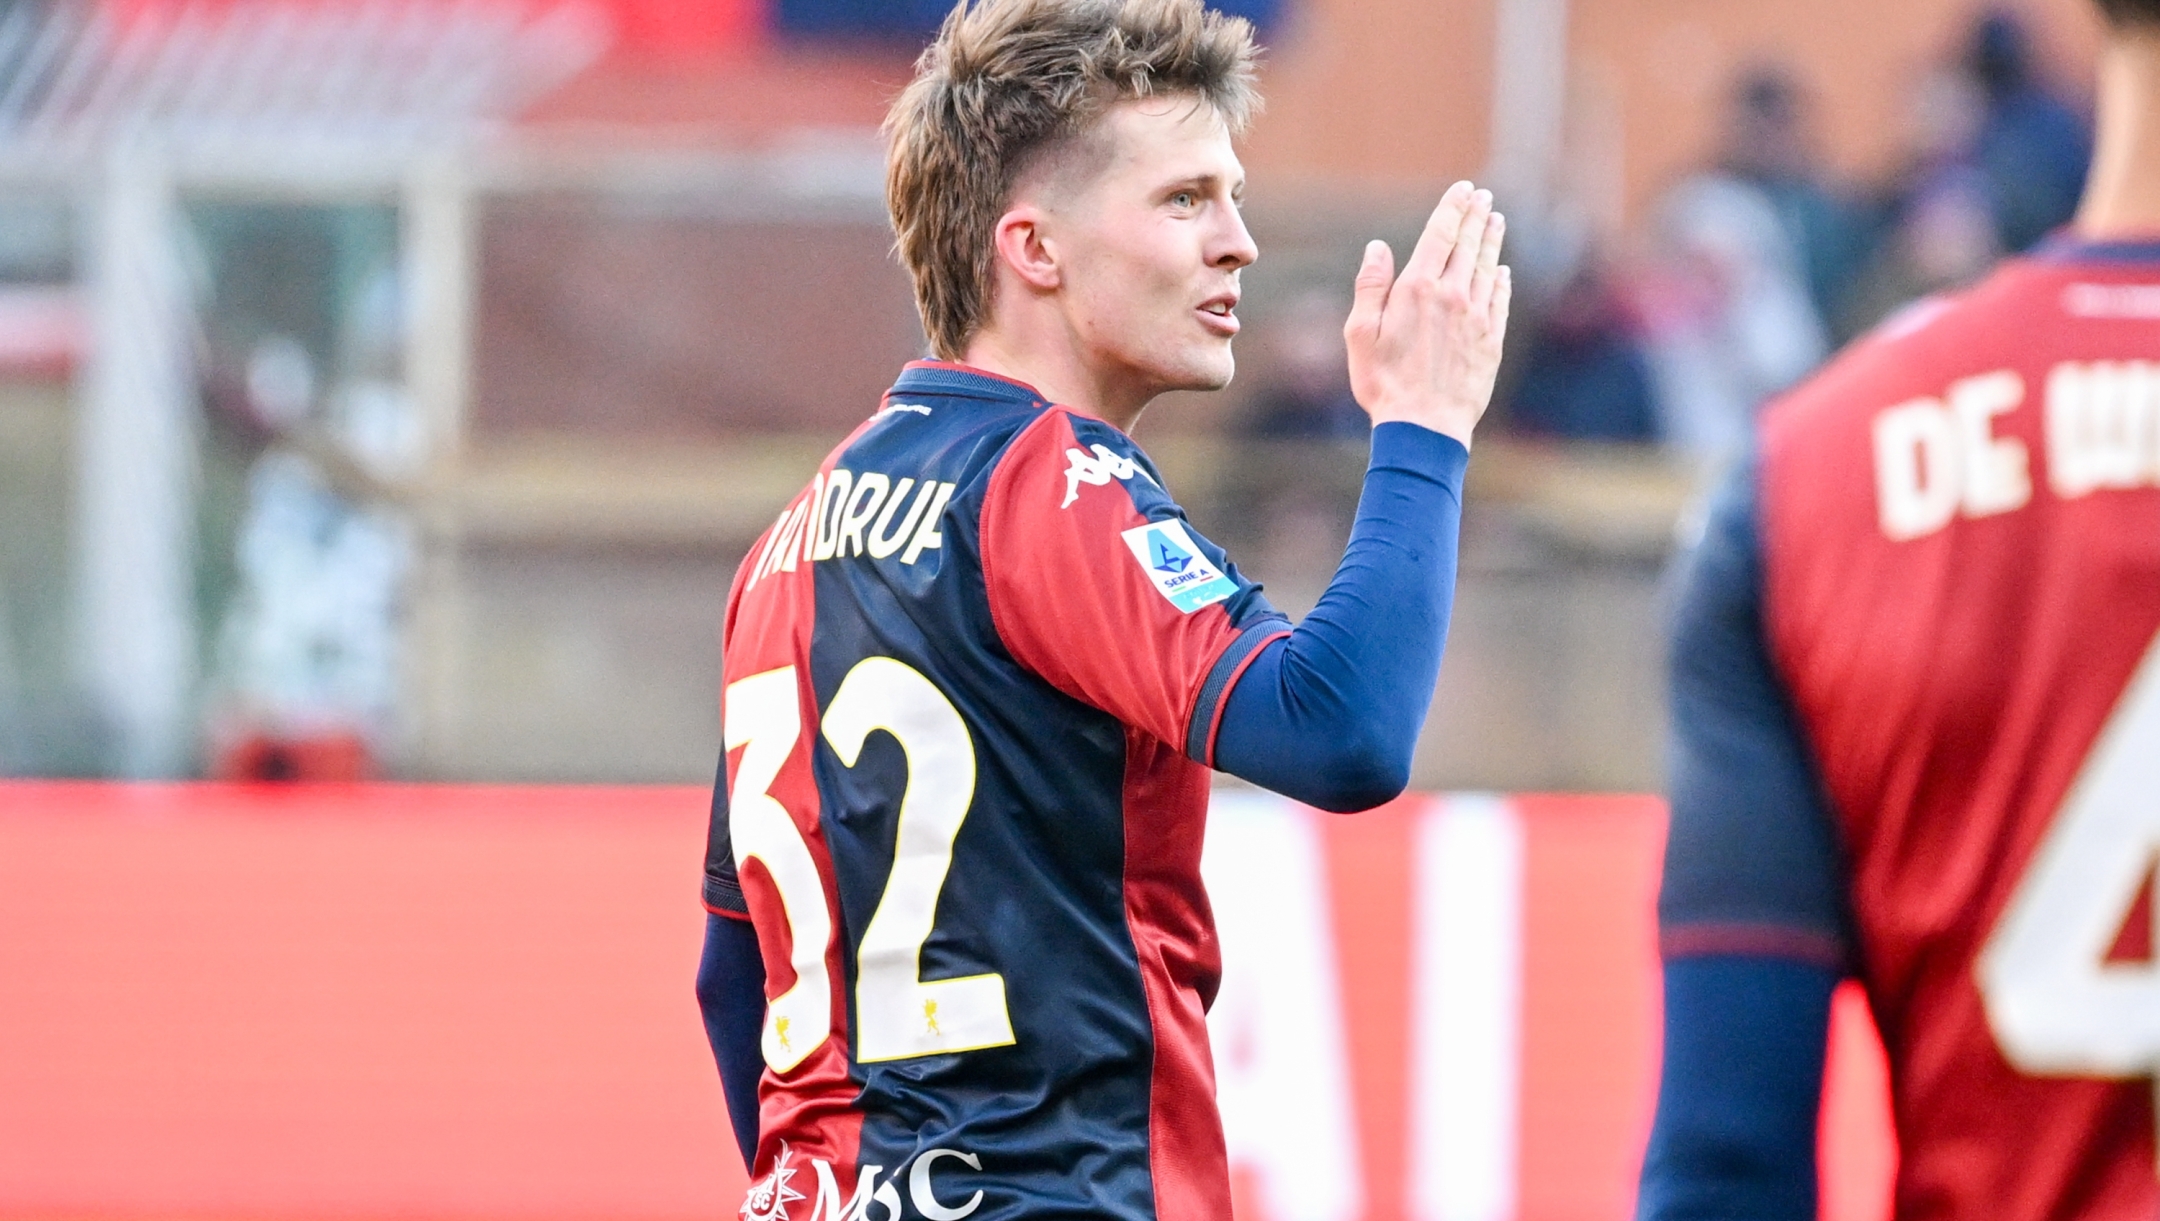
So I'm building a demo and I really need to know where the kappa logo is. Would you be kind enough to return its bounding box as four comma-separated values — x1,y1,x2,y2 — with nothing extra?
741,1142,985,1221
1061,444,1145,509
1121,519,1237,614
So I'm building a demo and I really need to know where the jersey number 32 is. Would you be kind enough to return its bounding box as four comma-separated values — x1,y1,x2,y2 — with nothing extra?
725,660,1017,1074
1980,628,2160,1163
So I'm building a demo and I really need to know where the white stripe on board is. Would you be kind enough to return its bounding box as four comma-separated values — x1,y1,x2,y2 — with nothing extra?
1202,791,1363,1221
1408,794,1525,1221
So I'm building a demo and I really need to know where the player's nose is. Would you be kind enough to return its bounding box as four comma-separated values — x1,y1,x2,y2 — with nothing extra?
1211,205,1258,270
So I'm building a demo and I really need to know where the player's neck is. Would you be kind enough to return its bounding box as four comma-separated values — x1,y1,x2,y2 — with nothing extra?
960,319,1152,434
2075,27,2160,240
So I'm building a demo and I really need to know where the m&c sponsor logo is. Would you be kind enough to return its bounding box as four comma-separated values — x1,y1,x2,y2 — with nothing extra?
1121,519,1236,613
741,1145,809,1221
742,1143,985,1221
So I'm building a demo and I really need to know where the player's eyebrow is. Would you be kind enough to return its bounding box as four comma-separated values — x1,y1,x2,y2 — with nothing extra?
1161,172,1245,202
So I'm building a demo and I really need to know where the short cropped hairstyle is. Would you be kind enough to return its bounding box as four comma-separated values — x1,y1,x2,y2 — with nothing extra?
884,0,1261,360
2097,0,2160,24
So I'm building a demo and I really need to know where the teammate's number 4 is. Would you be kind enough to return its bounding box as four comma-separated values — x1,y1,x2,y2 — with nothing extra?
725,659,1016,1074
1979,629,2160,1163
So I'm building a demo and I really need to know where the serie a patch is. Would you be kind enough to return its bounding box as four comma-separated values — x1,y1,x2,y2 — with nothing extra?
1120,519,1236,614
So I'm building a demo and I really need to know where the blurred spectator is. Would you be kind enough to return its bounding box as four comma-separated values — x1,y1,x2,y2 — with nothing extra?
1839,68,2006,336
1968,10,2091,253
209,439,410,783
1842,167,2004,338
189,207,418,783
1718,66,1870,336
1239,290,1367,441
1637,174,1829,466
1506,257,1660,443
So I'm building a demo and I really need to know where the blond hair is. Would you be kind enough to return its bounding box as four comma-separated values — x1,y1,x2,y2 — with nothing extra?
884,0,1261,360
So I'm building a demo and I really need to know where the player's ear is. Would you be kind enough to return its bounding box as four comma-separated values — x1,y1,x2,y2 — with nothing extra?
992,205,1062,292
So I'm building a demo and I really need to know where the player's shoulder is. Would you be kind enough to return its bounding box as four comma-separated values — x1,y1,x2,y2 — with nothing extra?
843,360,1052,476
1763,239,2160,446
1762,276,2001,441
724,362,1052,597
851,362,1167,518
804,359,1190,543
979,400,1181,530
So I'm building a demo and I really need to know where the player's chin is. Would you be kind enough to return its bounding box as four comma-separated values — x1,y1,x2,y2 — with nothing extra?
1162,342,1236,393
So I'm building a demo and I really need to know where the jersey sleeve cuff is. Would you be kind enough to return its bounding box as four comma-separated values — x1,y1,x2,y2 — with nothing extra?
1185,619,1292,767
1369,421,1471,489
704,873,751,917
1660,921,1847,971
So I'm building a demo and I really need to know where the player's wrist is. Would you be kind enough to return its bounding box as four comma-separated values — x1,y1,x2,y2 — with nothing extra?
1366,396,1482,449
1368,419,1472,480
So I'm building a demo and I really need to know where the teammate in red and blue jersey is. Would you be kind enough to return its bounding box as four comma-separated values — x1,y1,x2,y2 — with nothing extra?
1641,3,2160,1218
693,2,1512,1220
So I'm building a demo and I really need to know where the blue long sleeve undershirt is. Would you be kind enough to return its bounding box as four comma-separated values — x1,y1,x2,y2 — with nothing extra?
1212,421,1469,812
696,912,765,1170
1636,954,1839,1221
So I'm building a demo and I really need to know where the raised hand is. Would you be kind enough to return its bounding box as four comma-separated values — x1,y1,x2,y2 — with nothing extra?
1342,181,1512,447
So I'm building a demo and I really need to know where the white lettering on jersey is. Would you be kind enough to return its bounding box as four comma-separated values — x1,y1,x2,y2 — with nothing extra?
1870,370,2032,541
838,473,889,558
1953,371,2033,518
901,482,956,564
909,1149,986,1221
741,1144,974,1221
811,1158,904,1221
748,469,957,587
777,494,812,570
877,401,935,418
1871,363,2160,542
1979,624,2160,1162
813,471,851,562
1873,398,1961,541
2063,282,2160,320
1061,444,1142,509
2046,361,2160,500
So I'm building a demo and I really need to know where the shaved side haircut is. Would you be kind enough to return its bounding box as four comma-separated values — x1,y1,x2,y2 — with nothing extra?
884,0,1261,360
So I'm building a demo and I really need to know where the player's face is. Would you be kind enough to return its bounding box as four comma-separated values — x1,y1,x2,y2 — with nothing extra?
1052,97,1257,401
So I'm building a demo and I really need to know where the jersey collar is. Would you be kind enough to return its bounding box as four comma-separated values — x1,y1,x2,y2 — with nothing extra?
2028,231,2160,265
890,360,1049,408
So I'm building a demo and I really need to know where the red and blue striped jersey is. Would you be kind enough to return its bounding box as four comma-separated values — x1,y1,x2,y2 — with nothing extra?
1662,238,2160,1220
704,361,1290,1221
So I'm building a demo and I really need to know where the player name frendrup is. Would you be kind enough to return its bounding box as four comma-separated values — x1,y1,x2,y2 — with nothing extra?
748,468,960,588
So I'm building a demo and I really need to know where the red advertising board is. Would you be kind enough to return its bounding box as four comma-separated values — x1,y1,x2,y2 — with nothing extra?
0,783,1893,1220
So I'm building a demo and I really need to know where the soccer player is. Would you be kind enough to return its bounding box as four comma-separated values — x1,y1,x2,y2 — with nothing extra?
1640,1,2160,1217
692,0,1509,1217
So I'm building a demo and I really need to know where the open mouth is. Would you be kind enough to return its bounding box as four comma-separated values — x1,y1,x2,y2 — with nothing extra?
1198,297,1239,334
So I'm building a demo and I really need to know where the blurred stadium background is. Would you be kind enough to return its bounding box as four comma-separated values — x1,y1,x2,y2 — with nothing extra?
0,0,2107,1217
0,0,2106,790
